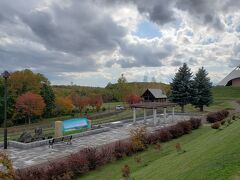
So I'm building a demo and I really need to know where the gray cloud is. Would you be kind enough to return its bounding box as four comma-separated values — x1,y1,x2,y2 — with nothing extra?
229,59,240,68
0,0,126,83
115,0,235,31
171,60,182,67
176,0,225,31
0,0,239,86
133,0,176,25
107,40,177,68
21,1,126,56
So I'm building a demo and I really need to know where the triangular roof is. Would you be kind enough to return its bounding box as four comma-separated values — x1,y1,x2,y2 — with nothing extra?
218,65,240,86
142,88,167,98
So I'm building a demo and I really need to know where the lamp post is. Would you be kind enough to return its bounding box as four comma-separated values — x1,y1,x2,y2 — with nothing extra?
2,71,10,149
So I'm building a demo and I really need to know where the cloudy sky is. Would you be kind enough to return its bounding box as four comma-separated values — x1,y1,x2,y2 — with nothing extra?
0,0,240,87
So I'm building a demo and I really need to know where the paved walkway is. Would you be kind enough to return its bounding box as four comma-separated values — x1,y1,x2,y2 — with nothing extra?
2,115,198,169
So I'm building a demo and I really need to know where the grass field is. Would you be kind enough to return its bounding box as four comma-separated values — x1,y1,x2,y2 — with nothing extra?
79,116,240,180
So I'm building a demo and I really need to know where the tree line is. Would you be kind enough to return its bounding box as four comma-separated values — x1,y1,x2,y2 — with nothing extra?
0,64,212,126
0,69,105,126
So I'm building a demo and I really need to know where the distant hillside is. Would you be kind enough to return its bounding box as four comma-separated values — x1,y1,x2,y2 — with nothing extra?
52,82,171,102
52,85,106,97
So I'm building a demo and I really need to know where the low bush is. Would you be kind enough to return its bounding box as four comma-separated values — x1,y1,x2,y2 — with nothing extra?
175,143,182,152
227,119,232,125
236,100,240,105
83,148,99,170
221,120,226,125
207,110,229,123
168,124,184,139
159,129,172,142
211,122,221,129
134,156,142,164
45,161,72,180
124,141,134,157
0,152,14,180
98,144,114,165
146,132,159,144
114,141,126,160
177,121,192,134
130,127,147,152
14,168,43,180
155,143,161,151
189,118,202,129
67,152,89,176
121,164,130,179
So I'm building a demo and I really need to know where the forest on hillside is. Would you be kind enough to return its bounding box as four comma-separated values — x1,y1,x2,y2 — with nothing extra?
0,69,169,126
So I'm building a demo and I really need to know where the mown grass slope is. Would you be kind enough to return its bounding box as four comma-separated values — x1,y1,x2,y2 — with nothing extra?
80,117,240,180
208,86,240,111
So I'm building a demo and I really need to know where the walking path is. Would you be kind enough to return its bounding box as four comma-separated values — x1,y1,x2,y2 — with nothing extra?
2,115,199,169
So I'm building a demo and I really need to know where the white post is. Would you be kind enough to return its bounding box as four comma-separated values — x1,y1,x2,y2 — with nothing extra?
172,106,175,122
164,107,167,124
143,108,147,123
133,107,136,124
153,108,157,126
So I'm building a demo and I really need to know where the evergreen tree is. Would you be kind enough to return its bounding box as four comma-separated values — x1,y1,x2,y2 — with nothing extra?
191,67,213,112
0,77,15,126
170,63,193,112
40,83,55,118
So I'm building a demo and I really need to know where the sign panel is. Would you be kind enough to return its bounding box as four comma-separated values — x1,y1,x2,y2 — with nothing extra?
63,118,90,132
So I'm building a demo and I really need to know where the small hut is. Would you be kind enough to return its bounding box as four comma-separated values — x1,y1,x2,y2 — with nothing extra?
141,88,167,102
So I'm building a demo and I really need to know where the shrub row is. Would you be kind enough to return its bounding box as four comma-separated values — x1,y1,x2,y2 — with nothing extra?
206,110,229,123
147,118,201,144
14,118,202,180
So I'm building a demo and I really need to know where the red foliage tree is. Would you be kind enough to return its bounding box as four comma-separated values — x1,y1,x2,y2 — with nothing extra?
89,95,103,112
73,95,90,113
126,94,141,105
15,92,46,124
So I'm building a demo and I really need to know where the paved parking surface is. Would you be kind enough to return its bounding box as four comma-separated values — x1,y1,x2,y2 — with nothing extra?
2,115,199,169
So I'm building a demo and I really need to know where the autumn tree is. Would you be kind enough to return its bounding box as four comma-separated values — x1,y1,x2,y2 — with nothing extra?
71,94,89,114
15,92,46,124
9,69,47,97
55,96,73,115
126,94,141,105
89,95,103,112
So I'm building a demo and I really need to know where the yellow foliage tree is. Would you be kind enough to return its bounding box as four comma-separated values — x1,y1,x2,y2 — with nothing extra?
55,96,73,114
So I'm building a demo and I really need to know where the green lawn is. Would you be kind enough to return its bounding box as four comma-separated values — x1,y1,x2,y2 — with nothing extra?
175,86,240,113
79,117,240,180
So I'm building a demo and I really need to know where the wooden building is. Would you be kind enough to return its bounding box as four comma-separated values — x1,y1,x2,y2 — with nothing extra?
141,88,167,102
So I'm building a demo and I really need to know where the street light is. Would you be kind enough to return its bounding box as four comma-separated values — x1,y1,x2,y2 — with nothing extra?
2,71,10,149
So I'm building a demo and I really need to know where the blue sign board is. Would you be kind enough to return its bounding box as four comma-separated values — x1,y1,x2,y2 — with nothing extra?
63,118,90,132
